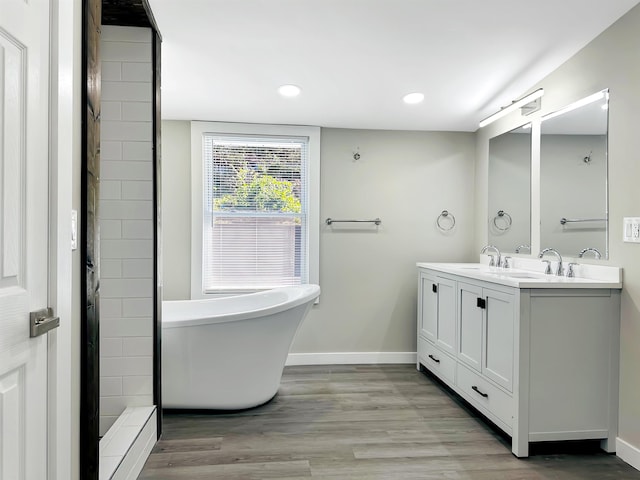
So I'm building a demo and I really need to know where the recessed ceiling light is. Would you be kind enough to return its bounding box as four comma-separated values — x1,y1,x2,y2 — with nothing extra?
278,84,301,97
403,92,424,105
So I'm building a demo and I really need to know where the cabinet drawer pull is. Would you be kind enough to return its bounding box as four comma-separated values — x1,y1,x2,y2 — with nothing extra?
476,297,486,309
472,385,489,398
432,284,438,293
428,354,440,364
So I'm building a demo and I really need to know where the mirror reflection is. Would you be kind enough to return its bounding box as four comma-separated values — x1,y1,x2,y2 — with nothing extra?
540,89,609,259
488,124,532,254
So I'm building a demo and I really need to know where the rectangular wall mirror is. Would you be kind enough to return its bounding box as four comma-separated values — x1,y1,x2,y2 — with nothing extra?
488,123,532,254
540,89,609,259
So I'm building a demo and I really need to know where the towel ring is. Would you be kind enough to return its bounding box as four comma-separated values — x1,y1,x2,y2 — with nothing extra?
436,210,456,232
493,210,512,231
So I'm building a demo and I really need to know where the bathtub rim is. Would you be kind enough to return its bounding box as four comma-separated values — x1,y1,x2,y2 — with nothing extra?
161,284,320,329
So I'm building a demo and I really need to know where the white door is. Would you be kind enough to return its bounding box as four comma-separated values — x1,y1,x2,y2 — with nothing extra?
0,0,52,479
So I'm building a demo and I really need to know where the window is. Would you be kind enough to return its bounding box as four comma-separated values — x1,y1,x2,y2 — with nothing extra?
191,122,320,296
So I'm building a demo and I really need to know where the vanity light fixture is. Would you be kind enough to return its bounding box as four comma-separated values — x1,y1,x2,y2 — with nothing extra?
278,84,301,97
403,92,425,104
542,89,608,122
479,88,545,128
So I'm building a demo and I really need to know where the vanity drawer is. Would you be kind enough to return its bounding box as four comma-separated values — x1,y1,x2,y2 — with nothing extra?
419,340,456,385
456,363,513,430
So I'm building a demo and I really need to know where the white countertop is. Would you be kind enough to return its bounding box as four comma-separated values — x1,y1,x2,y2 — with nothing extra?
416,262,622,289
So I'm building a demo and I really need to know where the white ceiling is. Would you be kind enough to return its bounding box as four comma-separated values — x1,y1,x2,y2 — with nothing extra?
148,0,639,132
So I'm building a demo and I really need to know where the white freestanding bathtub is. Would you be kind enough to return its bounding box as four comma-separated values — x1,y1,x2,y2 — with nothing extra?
161,284,320,409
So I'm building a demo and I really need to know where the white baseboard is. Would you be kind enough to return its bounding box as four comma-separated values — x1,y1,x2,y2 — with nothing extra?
286,351,417,366
617,437,640,472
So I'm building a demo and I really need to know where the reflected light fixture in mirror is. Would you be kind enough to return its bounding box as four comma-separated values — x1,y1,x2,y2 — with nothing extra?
541,89,607,122
479,88,544,128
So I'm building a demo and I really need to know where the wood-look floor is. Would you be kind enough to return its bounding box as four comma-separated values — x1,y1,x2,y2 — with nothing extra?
139,364,640,479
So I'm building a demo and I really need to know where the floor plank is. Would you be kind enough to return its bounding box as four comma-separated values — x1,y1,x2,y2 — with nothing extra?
139,364,640,479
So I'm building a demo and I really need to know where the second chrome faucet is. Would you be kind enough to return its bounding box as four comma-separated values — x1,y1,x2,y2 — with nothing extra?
538,248,563,276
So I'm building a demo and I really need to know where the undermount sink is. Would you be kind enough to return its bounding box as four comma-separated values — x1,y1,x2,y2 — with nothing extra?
488,271,541,279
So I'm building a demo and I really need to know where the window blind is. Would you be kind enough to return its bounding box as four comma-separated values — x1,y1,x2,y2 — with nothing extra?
202,134,309,292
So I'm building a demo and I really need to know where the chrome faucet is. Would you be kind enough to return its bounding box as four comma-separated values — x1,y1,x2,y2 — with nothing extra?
481,245,501,267
578,247,602,259
515,244,530,254
538,248,563,276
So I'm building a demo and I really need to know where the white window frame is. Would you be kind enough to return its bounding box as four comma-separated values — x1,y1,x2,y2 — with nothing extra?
190,121,320,298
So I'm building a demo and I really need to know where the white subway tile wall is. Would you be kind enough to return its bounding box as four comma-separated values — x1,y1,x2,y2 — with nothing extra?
122,259,154,278
102,62,123,82
122,62,152,82
123,141,152,161
100,181,123,200
101,140,123,160
102,259,123,279
101,101,122,121
100,377,123,397
122,376,153,396
122,219,154,237
100,219,122,239
122,182,153,201
102,161,152,180
99,25,154,436
101,318,153,338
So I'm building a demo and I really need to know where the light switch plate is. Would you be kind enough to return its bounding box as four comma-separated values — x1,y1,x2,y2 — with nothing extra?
623,217,640,243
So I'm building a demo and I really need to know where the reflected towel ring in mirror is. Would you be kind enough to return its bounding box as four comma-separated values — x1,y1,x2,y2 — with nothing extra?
493,210,512,231
436,210,456,232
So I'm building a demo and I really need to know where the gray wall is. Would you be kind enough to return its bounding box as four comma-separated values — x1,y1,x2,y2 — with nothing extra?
161,121,191,300
162,122,476,354
475,3,640,455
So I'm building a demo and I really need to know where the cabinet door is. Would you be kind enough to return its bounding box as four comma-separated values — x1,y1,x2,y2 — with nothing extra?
458,282,483,372
418,271,437,343
436,277,457,356
483,288,515,391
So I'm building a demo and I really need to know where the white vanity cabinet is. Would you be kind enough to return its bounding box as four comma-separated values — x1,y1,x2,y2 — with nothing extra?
416,265,621,458
458,282,515,392
417,270,457,384
418,271,456,355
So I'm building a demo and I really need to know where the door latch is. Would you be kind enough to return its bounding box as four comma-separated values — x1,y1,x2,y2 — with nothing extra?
30,307,60,337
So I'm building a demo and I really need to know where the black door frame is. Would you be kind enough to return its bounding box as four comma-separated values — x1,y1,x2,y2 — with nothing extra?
80,1,162,477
